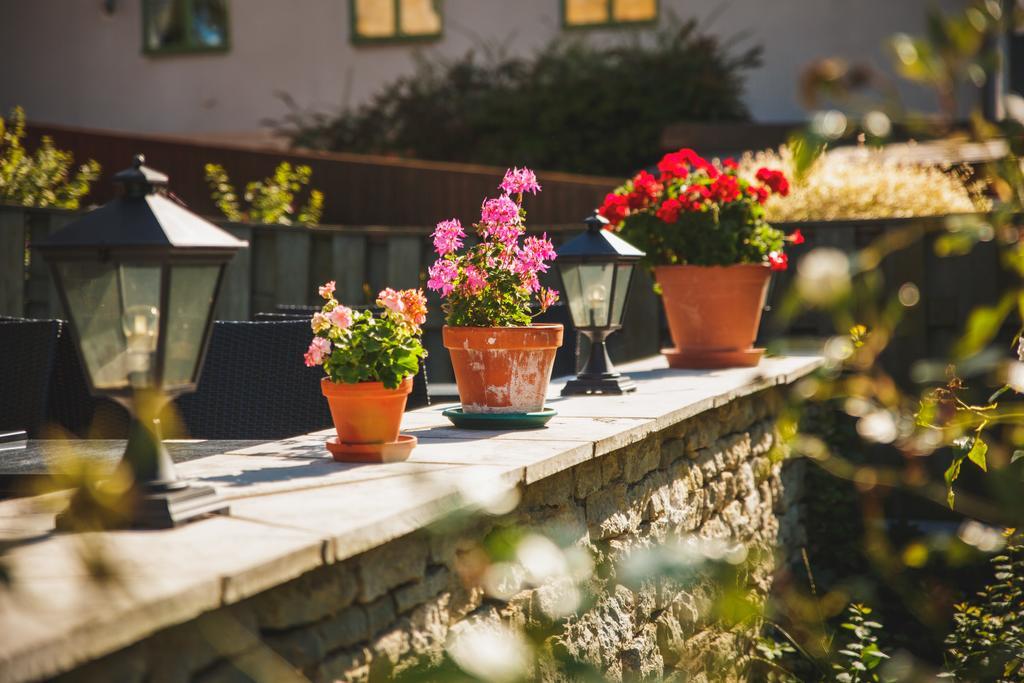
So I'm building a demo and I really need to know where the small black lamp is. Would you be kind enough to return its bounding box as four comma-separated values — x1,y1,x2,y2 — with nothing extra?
556,212,645,395
37,155,247,529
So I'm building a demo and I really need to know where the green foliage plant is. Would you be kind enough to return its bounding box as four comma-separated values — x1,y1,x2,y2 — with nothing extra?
303,282,427,389
600,147,802,270
833,604,890,682
204,161,324,226
270,18,760,176
943,530,1024,681
0,106,100,209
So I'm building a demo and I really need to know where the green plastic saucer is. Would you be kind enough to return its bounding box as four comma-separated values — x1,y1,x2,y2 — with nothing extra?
442,407,557,430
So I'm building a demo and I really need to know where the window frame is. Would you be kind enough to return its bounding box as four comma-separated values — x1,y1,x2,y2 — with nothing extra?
141,0,231,56
560,0,660,30
348,0,444,46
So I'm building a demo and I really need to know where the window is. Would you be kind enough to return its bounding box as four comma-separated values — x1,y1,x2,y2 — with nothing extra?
563,0,658,28
143,0,229,54
350,0,442,44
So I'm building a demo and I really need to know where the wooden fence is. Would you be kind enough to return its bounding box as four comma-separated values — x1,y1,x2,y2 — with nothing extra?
25,123,618,227
2,204,1011,385
0,205,662,383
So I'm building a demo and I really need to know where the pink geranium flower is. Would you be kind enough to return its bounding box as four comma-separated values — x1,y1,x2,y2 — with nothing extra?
463,265,487,293
427,259,459,296
500,167,542,196
303,336,332,367
480,195,521,231
432,219,465,256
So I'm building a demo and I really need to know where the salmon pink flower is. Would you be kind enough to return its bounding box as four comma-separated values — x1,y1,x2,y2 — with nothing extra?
377,287,405,313
399,289,428,326
311,312,331,333
318,280,336,299
539,287,559,311
327,305,353,330
303,336,332,367
500,167,541,196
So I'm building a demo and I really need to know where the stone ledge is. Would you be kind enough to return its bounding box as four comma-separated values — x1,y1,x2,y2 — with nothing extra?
0,354,821,683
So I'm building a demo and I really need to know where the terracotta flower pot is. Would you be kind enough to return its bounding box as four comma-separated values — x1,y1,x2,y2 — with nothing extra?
443,324,564,414
321,377,412,444
654,264,772,369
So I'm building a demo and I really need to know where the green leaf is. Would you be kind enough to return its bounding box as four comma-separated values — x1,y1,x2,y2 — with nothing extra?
953,293,1016,359
967,435,988,472
945,453,966,509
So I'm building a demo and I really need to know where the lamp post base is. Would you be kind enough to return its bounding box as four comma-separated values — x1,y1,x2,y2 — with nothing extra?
561,374,637,396
55,483,229,531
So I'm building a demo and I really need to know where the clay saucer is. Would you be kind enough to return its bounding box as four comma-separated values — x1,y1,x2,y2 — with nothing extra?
326,434,417,463
661,347,764,369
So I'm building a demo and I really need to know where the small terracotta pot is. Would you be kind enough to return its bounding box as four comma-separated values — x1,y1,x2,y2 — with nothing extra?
654,264,772,369
443,324,564,414
321,377,412,444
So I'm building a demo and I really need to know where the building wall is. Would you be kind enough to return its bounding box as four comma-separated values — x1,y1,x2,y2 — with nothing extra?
2,0,968,138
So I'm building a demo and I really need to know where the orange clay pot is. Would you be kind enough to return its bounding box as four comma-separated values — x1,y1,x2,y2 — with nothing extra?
443,324,564,414
654,264,772,369
321,377,412,444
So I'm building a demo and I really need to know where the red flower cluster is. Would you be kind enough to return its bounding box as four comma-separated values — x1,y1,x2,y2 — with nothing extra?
598,149,795,229
629,170,663,209
755,167,790,196
596,148,802,270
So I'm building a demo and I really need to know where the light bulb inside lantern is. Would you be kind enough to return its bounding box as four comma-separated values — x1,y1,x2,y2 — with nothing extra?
122,304,160,384
586,283,607,326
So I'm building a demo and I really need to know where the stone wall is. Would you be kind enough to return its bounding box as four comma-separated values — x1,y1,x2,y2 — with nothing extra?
54,389,786,683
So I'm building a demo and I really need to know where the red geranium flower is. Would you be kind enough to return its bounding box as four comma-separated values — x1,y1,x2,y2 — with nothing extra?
767,251,789,271
628,170,663,209
598,193,630,225
788,229,805,245
655,198,683,224
710,174,741,203
756,168,790,197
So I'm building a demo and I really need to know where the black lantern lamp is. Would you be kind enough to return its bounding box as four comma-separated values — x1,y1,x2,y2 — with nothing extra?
556,212,645,396
38,155,247,529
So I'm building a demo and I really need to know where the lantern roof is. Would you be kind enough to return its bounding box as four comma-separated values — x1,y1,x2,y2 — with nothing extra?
38,155,247,254
556,212,645,260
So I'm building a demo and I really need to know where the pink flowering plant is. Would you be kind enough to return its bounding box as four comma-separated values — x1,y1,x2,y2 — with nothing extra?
429,167,560,327
304,281,427,389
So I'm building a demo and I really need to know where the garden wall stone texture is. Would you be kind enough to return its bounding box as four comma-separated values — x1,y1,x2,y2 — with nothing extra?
51,390,788,683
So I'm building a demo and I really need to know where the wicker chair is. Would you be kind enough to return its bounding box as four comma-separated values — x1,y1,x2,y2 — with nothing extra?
253,307,431,410
0,318,62,436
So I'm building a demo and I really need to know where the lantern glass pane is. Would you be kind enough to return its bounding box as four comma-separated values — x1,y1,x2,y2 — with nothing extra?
562,262,615,328
610,263,635,326
57,261,126,390
163,264,221,387
56,262,162,391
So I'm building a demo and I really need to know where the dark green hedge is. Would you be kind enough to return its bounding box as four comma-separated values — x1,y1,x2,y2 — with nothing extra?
273,19,760,176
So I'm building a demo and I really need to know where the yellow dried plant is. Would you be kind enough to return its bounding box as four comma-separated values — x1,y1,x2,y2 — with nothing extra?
739,146,990,223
